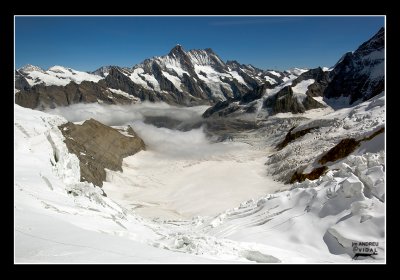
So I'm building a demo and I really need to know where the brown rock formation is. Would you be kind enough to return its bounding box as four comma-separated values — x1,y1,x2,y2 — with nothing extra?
276,126,318,151
289,166,328,184
59,119,145,187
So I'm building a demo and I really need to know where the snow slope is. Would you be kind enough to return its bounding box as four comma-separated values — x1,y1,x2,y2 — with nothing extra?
191,151,385,263
292,79,315,103
14,105,286,263
15,92,385,263
14,105,216,263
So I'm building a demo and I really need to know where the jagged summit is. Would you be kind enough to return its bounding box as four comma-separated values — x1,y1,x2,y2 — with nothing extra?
355,27,384,56
168,44,186,57
204,48,216,54
226,60,240,66
324,27,384,104
92,65,114,77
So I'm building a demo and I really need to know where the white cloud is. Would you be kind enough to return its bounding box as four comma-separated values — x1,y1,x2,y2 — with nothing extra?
45,102,209,126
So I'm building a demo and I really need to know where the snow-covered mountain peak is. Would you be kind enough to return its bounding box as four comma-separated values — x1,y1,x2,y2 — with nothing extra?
91,66,113,77
19,64,45,73
16,64,103,88
48,65,73,73
285,67,309,76
186,48,224,67
204,48,216,55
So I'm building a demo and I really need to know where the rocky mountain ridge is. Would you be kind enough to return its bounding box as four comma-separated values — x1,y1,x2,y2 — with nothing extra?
15,46,304,109
15,27,384,117
203,27,384,118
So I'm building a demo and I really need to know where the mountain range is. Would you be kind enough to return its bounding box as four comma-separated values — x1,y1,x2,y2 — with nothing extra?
15,28,384,116
14,45,286,108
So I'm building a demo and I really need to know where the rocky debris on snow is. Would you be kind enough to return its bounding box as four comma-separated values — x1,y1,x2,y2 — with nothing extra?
59,119,145,187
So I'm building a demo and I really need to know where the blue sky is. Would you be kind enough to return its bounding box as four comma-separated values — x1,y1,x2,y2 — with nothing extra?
15,16,384,72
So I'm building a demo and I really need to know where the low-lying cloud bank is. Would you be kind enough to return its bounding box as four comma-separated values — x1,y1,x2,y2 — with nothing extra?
131,121,249,160
45,102,209,127
45,102,245,160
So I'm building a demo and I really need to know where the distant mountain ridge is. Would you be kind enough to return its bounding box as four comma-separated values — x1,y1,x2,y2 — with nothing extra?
14,45,305,109
203,27,385,118
15,27,384,114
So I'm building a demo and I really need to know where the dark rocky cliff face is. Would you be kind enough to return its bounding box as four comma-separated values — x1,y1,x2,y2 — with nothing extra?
15,71,32,91
15,80,134,109
240,83,270,104
323,27,384,104
59,119,145,187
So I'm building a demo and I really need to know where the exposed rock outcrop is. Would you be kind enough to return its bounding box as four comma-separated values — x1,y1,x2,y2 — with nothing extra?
319,127,385,165
276,126,318,150
289,166,328,184
263,86,325,114
202,99,236,118
319,138,360,165
240,83,270,104
59,119,145,187
15,70,32,91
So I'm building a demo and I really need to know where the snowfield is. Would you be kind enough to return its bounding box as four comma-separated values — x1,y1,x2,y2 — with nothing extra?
18,65,103,87
14,91,385,263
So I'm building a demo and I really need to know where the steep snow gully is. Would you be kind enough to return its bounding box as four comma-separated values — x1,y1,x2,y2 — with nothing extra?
14,92,385,263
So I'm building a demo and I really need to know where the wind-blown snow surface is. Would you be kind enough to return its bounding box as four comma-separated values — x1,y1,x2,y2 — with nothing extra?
15,96,385,263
